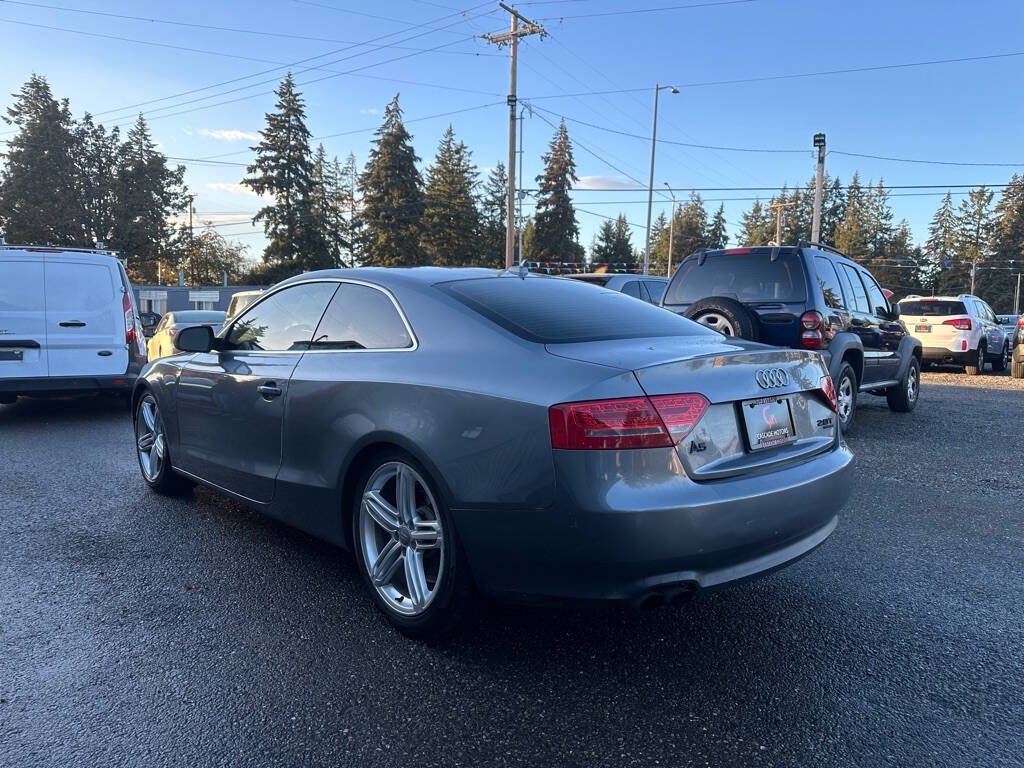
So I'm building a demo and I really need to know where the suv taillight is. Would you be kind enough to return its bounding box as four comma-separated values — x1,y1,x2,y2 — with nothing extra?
800,310,825,349
123,292,136,346
549,394,709,450
942,317,972,331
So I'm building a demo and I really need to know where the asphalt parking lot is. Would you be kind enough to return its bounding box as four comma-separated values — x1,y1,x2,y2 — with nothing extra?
2,371,1022,768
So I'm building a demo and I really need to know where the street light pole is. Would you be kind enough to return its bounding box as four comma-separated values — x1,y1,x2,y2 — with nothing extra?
663,182,676,277
643,84,678,275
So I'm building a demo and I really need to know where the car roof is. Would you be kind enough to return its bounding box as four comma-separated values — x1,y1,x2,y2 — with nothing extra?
275,266,538,291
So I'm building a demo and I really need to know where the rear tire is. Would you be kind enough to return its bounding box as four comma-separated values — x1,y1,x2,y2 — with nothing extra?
992,343,1010,372
1012,359,1024,379
887,357,920,413
134,393,194,495
964,344,985,376
352,450,473,638
683,296,760,341
835,361,857,433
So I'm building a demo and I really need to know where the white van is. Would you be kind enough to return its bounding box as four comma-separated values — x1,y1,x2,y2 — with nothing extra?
0,244,147,403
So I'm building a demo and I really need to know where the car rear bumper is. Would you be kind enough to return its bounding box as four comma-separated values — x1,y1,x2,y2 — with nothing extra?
0,373,136,397
921,346,974,365
453,441,853,603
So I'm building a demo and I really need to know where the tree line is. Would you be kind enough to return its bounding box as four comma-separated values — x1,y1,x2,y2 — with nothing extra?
2,73,1023,311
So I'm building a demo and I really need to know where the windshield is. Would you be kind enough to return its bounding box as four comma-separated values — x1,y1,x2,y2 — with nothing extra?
439,276,713,344
899,301,967,316
665,251,806,305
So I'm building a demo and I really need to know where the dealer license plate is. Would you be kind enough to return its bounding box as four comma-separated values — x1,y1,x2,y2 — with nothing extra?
742,396,796,451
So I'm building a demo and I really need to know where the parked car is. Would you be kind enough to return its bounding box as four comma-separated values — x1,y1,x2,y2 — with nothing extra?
565,273,668,304
0,243,146,405
139,311,162,338
225,289,263,320
660,243,922,432
899,295,1011,375
132,269,852,636
996,314,1020,348
1012,316,1024,378
146,310,226,361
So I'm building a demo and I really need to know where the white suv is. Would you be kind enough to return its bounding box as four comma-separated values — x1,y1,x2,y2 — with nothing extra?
0,243,148,404
899,294,1012,375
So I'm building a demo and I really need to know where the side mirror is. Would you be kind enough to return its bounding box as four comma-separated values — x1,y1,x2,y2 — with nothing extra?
174,324,215,353
883,304,899,320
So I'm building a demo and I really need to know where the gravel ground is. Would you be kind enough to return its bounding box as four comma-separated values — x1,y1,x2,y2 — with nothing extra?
1,373,1022,768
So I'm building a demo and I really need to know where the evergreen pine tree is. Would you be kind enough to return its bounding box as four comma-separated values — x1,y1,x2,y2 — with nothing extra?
358,94,425,267
986,175,1024,311
336,153,361,266
479,163,508,267
737,199,773,246
242,74,327,276
611,214,634,265
532,120,584,263
945,186,996,298
74,113,121,247
820,175,847,245
834,172,869,257
113,114,187,281
923,191,958,291
675,191,708,256
647,211,670,275
421,126,480,267
707,203,728,248
0,75,83,245
590,219,617,264
866,180,894,260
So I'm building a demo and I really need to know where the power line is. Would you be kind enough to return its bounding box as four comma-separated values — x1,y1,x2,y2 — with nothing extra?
520,183,1015,192
536,0,756,21
830,150,1023,169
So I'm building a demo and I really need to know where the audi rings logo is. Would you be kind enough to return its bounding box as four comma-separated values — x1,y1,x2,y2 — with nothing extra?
756,368,789,389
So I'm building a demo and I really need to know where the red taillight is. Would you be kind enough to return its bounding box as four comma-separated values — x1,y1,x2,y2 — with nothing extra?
1017,317,1023,329
819,375,838,413
122,292,136,345
943,317,972,331
549,394,708,450
800,310,825,349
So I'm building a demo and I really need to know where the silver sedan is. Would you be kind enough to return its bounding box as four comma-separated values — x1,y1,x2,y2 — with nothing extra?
132,268,853,636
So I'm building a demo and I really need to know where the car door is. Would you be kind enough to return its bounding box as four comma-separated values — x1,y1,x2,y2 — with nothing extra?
174,281,339,503
978,301,1003,354
0,255,48,379
859,269,904,380
837,263,885,384
44,257,128,377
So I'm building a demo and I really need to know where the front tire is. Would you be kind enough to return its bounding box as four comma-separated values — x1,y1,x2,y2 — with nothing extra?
835,361,857,433
353,451,472,638
887,357,920,413
964,344,985,376
134,393,193,495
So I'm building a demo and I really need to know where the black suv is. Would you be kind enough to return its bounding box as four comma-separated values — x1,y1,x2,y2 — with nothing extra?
661,243,923,431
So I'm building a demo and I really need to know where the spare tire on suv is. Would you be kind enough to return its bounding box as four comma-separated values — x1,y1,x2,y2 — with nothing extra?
684,296,760,341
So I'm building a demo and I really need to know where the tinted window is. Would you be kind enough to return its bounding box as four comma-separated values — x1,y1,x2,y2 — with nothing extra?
860,271,889,316
45,262,113,312
620,280,642,299
173,311,225,324
0,261,44,311
644,280,667,304
227,282,337,351
440,276,714,344
665,252,806,305
838,265,870,312
899,301,967,316
813,257,846,309
310,283,413,350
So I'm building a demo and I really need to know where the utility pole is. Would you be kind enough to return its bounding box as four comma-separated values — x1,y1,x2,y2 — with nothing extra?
766,200,796,246
484,3,545,270
1015,271,1021,315
970,259,977,295
187,194,195,286
663,182,676,277
643,84,679,275
811,133,826,242
516,104,530,266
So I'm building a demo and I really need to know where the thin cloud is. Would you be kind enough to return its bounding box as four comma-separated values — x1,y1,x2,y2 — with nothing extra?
206,182,265,199
200,129,260,142
576,176,635,190
359,107,379,116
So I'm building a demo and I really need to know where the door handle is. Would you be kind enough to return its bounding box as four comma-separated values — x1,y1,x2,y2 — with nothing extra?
257,382,283,400
59,320,86,328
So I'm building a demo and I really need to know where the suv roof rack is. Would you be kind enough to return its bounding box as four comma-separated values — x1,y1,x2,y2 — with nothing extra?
0,240,120,256
797,240,849,259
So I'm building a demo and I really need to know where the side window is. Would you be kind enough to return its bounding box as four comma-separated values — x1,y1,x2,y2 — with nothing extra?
839,264,870,313
860,271,890,317
45,262,114,313
813,257,846,310
227,282,338,352
620,280,642,299
644,280,667,304
310,283,413,350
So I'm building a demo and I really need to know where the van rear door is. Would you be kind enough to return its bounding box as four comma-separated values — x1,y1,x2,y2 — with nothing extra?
0,254,49,379
43,256,128,377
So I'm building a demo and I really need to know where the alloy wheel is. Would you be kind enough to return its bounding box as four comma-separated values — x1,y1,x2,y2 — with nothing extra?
906,365,919,403
837,374,854,425
136,395,166,481
1002,345,1010,368
359,462,445,617
978,347,985,372
695,312,736,336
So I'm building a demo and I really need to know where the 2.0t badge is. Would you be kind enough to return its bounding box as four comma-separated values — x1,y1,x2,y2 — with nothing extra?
755,368,789,389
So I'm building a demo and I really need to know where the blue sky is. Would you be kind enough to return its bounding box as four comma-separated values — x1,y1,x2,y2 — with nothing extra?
1,0,1022,264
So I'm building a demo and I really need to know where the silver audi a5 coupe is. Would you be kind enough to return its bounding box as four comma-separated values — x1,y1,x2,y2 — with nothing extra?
132,268,853,636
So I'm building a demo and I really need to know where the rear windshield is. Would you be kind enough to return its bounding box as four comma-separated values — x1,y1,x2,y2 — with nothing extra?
899,301,966,316
438,276,712,343
665,251,806,305
173,311,226,323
